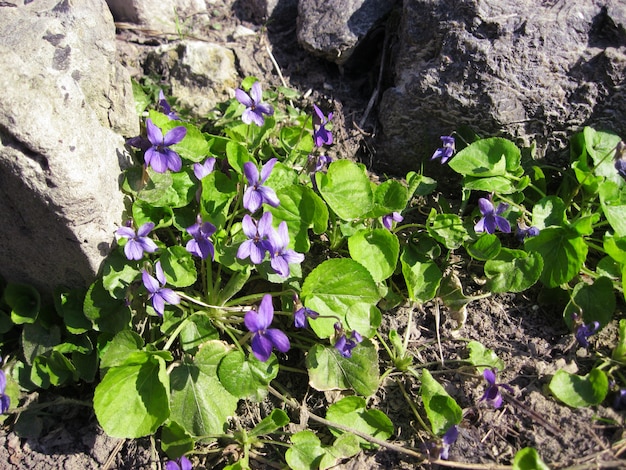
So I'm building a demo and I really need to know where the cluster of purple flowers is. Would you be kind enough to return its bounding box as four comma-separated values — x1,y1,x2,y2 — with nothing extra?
307,105,334,188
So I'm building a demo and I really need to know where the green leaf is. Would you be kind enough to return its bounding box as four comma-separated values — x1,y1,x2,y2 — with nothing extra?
603,234,626,264
466,234,501,261
531,196,566,229
524,226,588,288
420,369,462,435
563,277,615,328
21,323,61,365
463,175,517,194
583,127,623,186
302,259,380,339
4,283,40,325
131,79,150,115
200,170,238,226
406,172,437,197
306,340,379,396
132,200,173,229
160,420,195,458
226,141,252,175
83,280,131,333
160,246,197,288
400,248,442,303
138,169,196,208
467,341,505,372
549,368,608,408
368,179,409,217
599,180,626,237
484,248,543,293
101,249,140,300
54,287,91,334
217,350,279,401
249,409,289,438
179,314,219,354
280,125,314,161
612,319,626,363
169,341,238,437
348,229,399,282
325,396,394,449
100,330,145,372
427,210,469,250
318,433,360,470
316,160,373,220
513,447,550,470
285,431,326,470
449,137,521,177
93,352,170,438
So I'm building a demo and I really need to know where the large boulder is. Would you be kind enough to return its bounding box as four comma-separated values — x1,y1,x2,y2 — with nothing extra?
105,0,207,32
0,0,135,294
377,0,626,174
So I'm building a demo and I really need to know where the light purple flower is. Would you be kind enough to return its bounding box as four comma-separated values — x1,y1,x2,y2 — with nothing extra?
186,216,216,260
312,104,333,147
382,212,403,230
334,325,363,358
144,118,186,173
0,367,9,414
575,320,600,348
440,425,459,460
515,221,540,242
142,261,181,316
243,158,280,213
268,222,305,277
158,90,180,120
474,197,510,234
165,455,192,470
237,212,274,265
244,294,290,362
431,136,456,164
235,82,274,127
294,307,319,329
116,221,158,260
193,158,216,180
614,141,626,179
480,369,513,409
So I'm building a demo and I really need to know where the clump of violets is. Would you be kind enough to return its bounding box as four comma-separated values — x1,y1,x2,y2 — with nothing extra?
293,295,319,329
244,295,290,362
185,216,216,260
243,158,280,213
268,222,305,277
144,118,186,173
480,368,513,409
158,90,181,120
0,360,10,414
142,261,181,316
474,196,511,234
116,221,158,261
165,455,192,470
382,212,403,230
333,323,363,358
431,135,456,164
312,104,333,147
235,81,274,126
515,220,540,242
237,212,274,265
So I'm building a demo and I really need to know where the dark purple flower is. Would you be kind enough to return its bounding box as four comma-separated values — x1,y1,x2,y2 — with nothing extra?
244,295,290,362
0,367,9,414
294,307,319,329
382,212,403,230
145,118,186,173
142,261,181,316
116,221,158,260
237,212,274,265
614,141,626,179
334,326,363,359
235,82,274,127
158,90,181,120
312,104,333,147
268,222,305,277
431,136,456,164
480,369,513,409
515,221,540,242
440,425,459,460
243,158,280,213
613,389,626,411
186,216,216,260
165,455,192,470
193,158,216,180
575,320,600,348
474,197,510,234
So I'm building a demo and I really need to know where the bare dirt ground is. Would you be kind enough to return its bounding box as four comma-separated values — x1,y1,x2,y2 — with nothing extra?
2,2,625,469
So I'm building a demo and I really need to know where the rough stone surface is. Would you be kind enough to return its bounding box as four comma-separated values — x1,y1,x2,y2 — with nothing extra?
106,0,208,32
297,0,397,65
144,40,238,118
0,0,133,293
376,0,626,174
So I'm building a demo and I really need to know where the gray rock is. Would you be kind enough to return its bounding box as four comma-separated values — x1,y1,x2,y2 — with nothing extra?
377,0,626,174
297,0,397,64
144,40,238,118
0,0,133,293
106,0,209,32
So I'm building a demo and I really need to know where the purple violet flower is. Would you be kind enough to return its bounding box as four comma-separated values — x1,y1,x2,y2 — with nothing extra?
268,222,305,277
237,212,274,265
515,221,540,242
243,158,280,213
193,158,216,180
614,141,626,179
165,455,192,470
294,307,319,329
575,320,600,348
145,118,186,173
244,294,290,362
334,324,363,358
440,425,459,460
480,369,513,409
185,216,216,260
474,197,511,234
382,212,403,230
116,221,158,261
235,82,274,127
431,136,456,164
613,389,626,411
158,90,181,120
142,261,181,316
0,365,10,414
312,104,333,147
